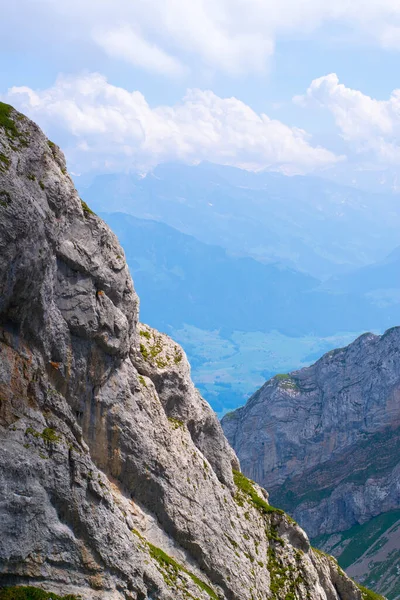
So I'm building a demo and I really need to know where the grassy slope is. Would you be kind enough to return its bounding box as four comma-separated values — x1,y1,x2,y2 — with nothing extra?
313,511,400,600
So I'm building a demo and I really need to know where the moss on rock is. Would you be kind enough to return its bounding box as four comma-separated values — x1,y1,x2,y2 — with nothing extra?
0,586,79,600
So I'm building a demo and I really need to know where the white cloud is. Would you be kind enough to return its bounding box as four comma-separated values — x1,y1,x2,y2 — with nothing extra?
295,73,400,164
4,0,400,76
93,26,186,77
3,73,342,174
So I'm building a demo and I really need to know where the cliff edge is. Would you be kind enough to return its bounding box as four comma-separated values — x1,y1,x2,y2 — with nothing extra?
0,102,375,600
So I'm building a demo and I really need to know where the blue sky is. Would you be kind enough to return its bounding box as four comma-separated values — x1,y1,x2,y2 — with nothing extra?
2,0,400,189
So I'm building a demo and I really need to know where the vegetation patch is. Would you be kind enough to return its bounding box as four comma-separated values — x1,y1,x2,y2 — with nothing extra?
0,102,20,139
0,102,29,146
156,357,168,369
174,347,183,364
233,470,284,517
168,417,184,429
148,336,163,359
357,584,385,600
140,343,150,360
138,375,147,388
47,140,57,154
131,528,147,545
267,545,308,600
312,547,334,561
274,373,290,380
266,522,285,546
25,426,61,444
140,333,172,370
147,542,218,600
0,152,10,172
81,200,95,216
41,427,61,443
225,535,239,549
274,373,299,391
0,586,80,600
0,190,11,208
133,529,217,597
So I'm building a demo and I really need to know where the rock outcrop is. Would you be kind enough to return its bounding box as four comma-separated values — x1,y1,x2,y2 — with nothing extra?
0,102,375,600
222,329,400,599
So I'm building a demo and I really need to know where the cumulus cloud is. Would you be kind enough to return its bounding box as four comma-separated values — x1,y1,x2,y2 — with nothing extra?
2,73,342,174
4,0,400,76
295,74,400,164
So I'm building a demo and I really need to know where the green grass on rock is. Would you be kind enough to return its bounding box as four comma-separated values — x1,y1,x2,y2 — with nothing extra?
80,200,95,216
0,586,79,600
0,102,20,139
147,542,218,600
357,584,386,600
233,470,284,516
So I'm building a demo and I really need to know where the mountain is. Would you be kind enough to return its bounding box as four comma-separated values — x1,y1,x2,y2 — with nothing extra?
222,327,400,599
101,212,318,335
1,103,379,599
324,245,400,303
78,162,400,280
98,212,400,415
102,211,400,338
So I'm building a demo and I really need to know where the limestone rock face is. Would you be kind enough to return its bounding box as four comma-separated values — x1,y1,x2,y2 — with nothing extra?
222,329,400,598
0,103,366,600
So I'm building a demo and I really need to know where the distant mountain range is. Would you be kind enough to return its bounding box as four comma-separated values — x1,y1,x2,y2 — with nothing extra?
75,162,400,414
325,244,400,299
102,212,318,336
102,211,400,337
99,211,400,414
78,162,400,279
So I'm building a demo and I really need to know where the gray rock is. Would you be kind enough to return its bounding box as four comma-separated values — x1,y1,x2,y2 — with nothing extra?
0,103,367,600
222,329,400,598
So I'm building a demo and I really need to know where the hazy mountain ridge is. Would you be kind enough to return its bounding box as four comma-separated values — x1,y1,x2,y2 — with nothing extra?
100,212,318,335
102,211,400,337
78,162,400,280
324,244,400,301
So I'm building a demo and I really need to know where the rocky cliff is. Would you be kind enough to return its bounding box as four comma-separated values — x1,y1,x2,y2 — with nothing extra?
0,103,376,600
222,329,400,599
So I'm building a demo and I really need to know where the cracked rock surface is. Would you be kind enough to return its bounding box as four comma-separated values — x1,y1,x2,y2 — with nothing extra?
0,103,368,600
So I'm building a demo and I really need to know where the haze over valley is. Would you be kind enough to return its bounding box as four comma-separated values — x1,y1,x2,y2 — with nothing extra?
75,164,400,414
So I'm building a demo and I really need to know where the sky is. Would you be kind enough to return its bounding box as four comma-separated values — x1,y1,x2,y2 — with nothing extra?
2,0,400,189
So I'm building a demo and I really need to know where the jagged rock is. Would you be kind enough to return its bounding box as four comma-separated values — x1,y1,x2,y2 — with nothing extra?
222,329,400,599
0,102,371,600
